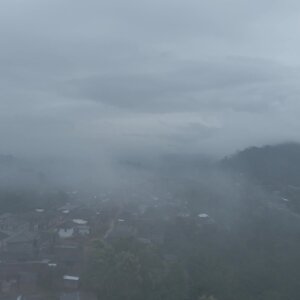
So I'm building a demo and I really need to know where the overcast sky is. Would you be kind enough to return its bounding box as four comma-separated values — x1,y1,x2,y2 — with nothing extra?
1,0,300,159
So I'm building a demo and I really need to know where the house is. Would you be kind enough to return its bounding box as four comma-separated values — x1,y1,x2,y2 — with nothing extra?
56,221,74,239
57,220,90,239
76,225,90,236
72,219,90,236
58,227,75,239
63,275,80,290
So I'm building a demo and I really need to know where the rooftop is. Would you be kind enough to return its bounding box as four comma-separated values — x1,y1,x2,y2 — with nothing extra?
198,213,209,218
63,275,80,281
72,219,88,225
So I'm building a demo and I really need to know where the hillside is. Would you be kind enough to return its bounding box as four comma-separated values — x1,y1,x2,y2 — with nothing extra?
221,143,300,212
221,143,300,188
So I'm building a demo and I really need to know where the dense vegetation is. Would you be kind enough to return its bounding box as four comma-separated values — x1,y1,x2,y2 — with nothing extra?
221,142,300,212
221,143,300,189
83,144,300,300
84,239,187,300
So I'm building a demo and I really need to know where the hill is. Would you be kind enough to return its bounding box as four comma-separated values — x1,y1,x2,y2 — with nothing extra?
221,143,300,212
221,143,300,189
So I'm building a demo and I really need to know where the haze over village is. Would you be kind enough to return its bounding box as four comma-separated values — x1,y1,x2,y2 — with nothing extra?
1,0,300,299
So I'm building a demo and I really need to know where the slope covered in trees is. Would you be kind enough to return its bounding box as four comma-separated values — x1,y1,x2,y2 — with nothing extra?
221,143,300,189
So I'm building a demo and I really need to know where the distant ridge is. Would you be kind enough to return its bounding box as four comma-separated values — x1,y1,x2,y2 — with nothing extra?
221,142,300,189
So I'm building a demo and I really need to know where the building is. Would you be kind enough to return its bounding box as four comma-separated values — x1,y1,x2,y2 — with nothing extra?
63,275,80,290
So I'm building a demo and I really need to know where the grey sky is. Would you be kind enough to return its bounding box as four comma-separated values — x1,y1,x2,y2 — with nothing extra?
1,0,300,159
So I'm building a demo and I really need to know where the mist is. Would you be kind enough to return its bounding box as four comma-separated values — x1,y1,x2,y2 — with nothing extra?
1,0,300,163
1,1,300,299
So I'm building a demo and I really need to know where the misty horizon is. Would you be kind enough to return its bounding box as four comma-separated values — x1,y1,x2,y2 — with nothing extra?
1,0,300,160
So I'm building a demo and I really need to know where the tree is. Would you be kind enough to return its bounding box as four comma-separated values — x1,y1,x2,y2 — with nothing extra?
83,238,187,300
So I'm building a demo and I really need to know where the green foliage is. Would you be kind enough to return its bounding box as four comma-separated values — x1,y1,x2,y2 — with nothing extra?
83,238,187,300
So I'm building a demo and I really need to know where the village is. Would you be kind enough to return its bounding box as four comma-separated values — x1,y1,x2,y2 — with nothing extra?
0,189,214,300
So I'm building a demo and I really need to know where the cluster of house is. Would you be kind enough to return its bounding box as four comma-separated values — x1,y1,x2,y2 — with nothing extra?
0,192,215,300
0,202,99,300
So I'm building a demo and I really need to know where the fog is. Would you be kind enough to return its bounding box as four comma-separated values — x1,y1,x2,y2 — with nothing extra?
0,0,299,216
2,2,300,299
1,0,300,164
1,0,299,233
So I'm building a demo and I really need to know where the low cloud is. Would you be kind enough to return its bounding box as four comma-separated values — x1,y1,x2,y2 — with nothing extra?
1,0,300,159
